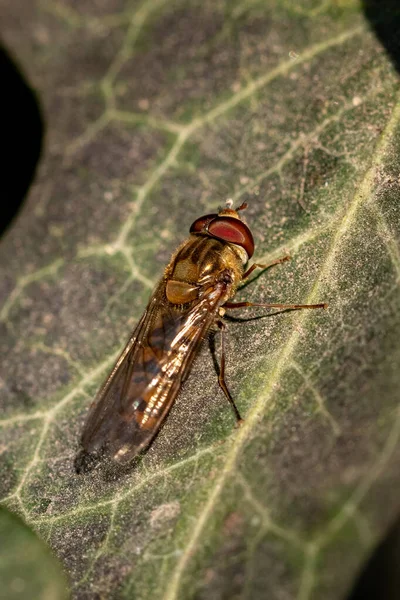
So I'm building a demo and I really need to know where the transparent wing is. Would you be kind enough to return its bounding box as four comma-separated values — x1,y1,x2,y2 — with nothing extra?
81,279,225,463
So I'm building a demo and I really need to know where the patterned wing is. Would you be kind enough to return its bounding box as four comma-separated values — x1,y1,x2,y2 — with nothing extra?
81,279,225,463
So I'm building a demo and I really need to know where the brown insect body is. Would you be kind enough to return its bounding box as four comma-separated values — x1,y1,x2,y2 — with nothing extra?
80,203,326,466
81,209,247,463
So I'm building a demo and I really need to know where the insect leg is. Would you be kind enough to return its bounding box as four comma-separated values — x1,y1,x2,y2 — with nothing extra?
223,301,328,310
216,320,243,424
242,255,291,280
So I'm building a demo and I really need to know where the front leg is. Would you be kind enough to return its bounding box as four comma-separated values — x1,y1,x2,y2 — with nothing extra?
242,255,291,280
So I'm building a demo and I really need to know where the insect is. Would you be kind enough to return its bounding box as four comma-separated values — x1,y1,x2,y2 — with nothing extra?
79,202,327,465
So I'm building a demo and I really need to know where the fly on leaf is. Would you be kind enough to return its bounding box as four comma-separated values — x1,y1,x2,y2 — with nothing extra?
79,202,327,466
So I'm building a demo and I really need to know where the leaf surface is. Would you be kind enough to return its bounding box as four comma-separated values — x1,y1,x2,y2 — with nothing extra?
1,1,400,599
0,506,69,600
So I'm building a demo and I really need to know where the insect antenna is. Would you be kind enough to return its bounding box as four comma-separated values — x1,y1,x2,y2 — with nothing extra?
236,201,248,212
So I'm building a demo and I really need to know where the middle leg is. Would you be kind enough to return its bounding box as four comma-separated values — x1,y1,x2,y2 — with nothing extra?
216,320,243,424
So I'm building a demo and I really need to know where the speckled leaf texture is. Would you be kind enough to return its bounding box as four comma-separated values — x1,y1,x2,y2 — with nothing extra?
1,1,400,599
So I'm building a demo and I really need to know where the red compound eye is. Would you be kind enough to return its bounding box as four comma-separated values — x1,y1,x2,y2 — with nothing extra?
189,213,218,234
208,216,254,258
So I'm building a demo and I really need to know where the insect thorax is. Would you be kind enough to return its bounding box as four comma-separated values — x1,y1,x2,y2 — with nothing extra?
165,235,244,304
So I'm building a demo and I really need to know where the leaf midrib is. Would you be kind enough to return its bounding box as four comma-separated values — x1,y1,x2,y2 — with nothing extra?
163,92,400,600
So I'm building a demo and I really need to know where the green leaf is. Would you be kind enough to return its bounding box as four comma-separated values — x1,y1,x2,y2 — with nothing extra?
0,506,69,600
1,1,400,599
